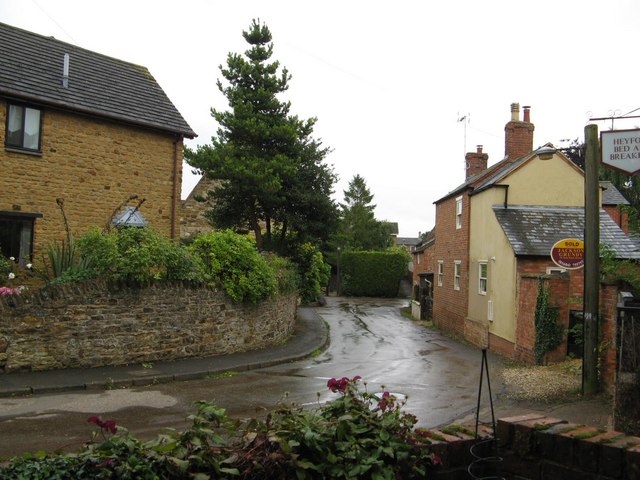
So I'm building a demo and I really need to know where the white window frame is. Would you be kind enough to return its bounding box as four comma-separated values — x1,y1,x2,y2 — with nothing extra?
455,196,463,229
437,260,443,287
478,261,488,295
546,267,567,274
454,260,461,290
6,103,42,152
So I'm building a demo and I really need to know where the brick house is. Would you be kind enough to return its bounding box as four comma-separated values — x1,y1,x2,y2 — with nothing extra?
424,103,640,371
0,22,196,265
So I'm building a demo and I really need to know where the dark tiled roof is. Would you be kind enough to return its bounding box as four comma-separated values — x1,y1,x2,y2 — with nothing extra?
493,205,640,260
0,22,195,138
600,181,630,206
396,237,421,246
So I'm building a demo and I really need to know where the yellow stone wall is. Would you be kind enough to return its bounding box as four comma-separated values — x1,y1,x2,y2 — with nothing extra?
0,103,183,263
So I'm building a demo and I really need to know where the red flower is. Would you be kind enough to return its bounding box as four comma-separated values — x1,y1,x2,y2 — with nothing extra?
377,391,396,411
327,375,361,393
88,415,118,434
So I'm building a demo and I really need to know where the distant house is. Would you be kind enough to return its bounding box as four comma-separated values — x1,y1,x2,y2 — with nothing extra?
0,22,195,265
396,237,421,252
420,103,640,367
180,174,219,240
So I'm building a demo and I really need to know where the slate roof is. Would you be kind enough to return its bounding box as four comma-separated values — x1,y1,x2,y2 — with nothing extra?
396,237,421,247
493,205,640,260
600,181,630,206
0,22,196,138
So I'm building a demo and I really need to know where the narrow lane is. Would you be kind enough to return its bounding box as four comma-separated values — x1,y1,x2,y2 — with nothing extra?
0,297,503,458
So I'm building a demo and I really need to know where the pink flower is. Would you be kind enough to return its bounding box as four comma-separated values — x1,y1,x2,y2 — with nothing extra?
0,287,20,296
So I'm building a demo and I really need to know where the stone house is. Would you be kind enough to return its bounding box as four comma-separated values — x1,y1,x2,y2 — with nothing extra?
417,103,640,373
0,22,196,265
180,175,219,240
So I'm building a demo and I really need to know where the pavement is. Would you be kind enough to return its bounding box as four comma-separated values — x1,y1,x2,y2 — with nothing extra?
0,304,614,433
0,306,328,399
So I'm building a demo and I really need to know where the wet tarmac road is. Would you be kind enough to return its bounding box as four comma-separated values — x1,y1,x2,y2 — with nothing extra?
0,297,504,458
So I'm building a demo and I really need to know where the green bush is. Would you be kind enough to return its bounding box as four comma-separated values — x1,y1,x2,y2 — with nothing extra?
341,248,409,297
534,278,563,365
190,230,277,303
75,228,204,284
291,242,330,304
264,253,299,295
0,378,441,479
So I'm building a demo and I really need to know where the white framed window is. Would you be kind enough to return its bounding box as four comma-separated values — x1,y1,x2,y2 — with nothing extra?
437,260,443,287
455,196,463,229
6,103,42,152
454,261,461,290
546,267,567,274
478,262,488,295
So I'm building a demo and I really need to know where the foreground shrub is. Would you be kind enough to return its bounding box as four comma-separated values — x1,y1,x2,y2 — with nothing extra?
0,378,440,479
190,230,278,303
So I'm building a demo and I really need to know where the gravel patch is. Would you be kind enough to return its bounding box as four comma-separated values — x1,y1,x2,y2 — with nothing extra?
501,359,582,403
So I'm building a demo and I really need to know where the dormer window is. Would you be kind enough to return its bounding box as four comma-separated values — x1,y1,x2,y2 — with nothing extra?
5,103,42,152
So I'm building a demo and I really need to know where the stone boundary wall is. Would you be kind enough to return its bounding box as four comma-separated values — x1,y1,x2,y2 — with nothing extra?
423,413,640,479
0,280,297,373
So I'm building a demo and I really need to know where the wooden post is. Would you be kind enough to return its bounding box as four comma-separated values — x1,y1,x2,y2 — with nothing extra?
583,124,600,395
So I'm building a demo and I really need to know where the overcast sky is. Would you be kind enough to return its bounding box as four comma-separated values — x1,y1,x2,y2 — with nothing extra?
2,0,639,236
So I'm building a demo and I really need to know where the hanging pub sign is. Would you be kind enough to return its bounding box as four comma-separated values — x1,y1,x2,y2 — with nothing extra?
550,238,584,270
601,129,640,175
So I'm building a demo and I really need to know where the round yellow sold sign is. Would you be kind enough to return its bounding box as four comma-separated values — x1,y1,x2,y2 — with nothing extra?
550,238,584,270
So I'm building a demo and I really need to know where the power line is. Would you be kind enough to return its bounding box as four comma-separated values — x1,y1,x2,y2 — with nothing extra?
31,0,78,45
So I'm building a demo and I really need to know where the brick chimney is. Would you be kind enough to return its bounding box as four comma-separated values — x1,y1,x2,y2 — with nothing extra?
504,103,534,161
465,145,489,179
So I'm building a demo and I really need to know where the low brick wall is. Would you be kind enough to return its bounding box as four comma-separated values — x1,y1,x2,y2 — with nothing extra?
425,413,640,479
0,280,297,373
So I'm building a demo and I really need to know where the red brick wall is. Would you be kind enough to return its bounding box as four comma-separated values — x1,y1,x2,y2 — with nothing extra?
600,283,618,393
511,258,618,392
433,192,469,338
603,205,629,234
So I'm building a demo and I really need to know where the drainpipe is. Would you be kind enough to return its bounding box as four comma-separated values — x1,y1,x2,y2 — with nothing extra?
171,136,181,239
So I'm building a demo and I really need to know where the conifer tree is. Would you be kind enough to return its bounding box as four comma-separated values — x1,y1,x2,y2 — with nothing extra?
186,20,336,250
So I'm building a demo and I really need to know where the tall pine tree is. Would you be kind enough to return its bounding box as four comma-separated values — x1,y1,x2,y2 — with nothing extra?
335,174,393,251
185,20,337,250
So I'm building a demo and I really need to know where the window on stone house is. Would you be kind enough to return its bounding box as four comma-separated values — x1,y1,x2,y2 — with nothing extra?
455,196,463,229
5,103,42,152
0,213,40,265
437,260,443,287
454,260,461,290
479,262,488,294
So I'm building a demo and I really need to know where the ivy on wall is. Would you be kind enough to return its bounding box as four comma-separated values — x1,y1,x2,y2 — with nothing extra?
534,277,564,365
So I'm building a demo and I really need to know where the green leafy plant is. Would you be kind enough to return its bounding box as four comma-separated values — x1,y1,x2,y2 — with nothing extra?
264,253,299,295
290,242,330,304
0,378,442,479
534,277,564,365
74,227,205,284
190,230,278,303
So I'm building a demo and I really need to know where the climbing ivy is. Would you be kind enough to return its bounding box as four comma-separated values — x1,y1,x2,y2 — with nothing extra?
534,277,564,365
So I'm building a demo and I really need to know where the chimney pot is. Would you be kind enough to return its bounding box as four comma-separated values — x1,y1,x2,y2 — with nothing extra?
476,145,483,153
523,105,531,123
510,103,520,121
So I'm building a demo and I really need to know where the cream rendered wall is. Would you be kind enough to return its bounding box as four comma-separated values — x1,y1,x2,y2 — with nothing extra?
469,188,518,342
502,154,585,207
468,153,587,343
